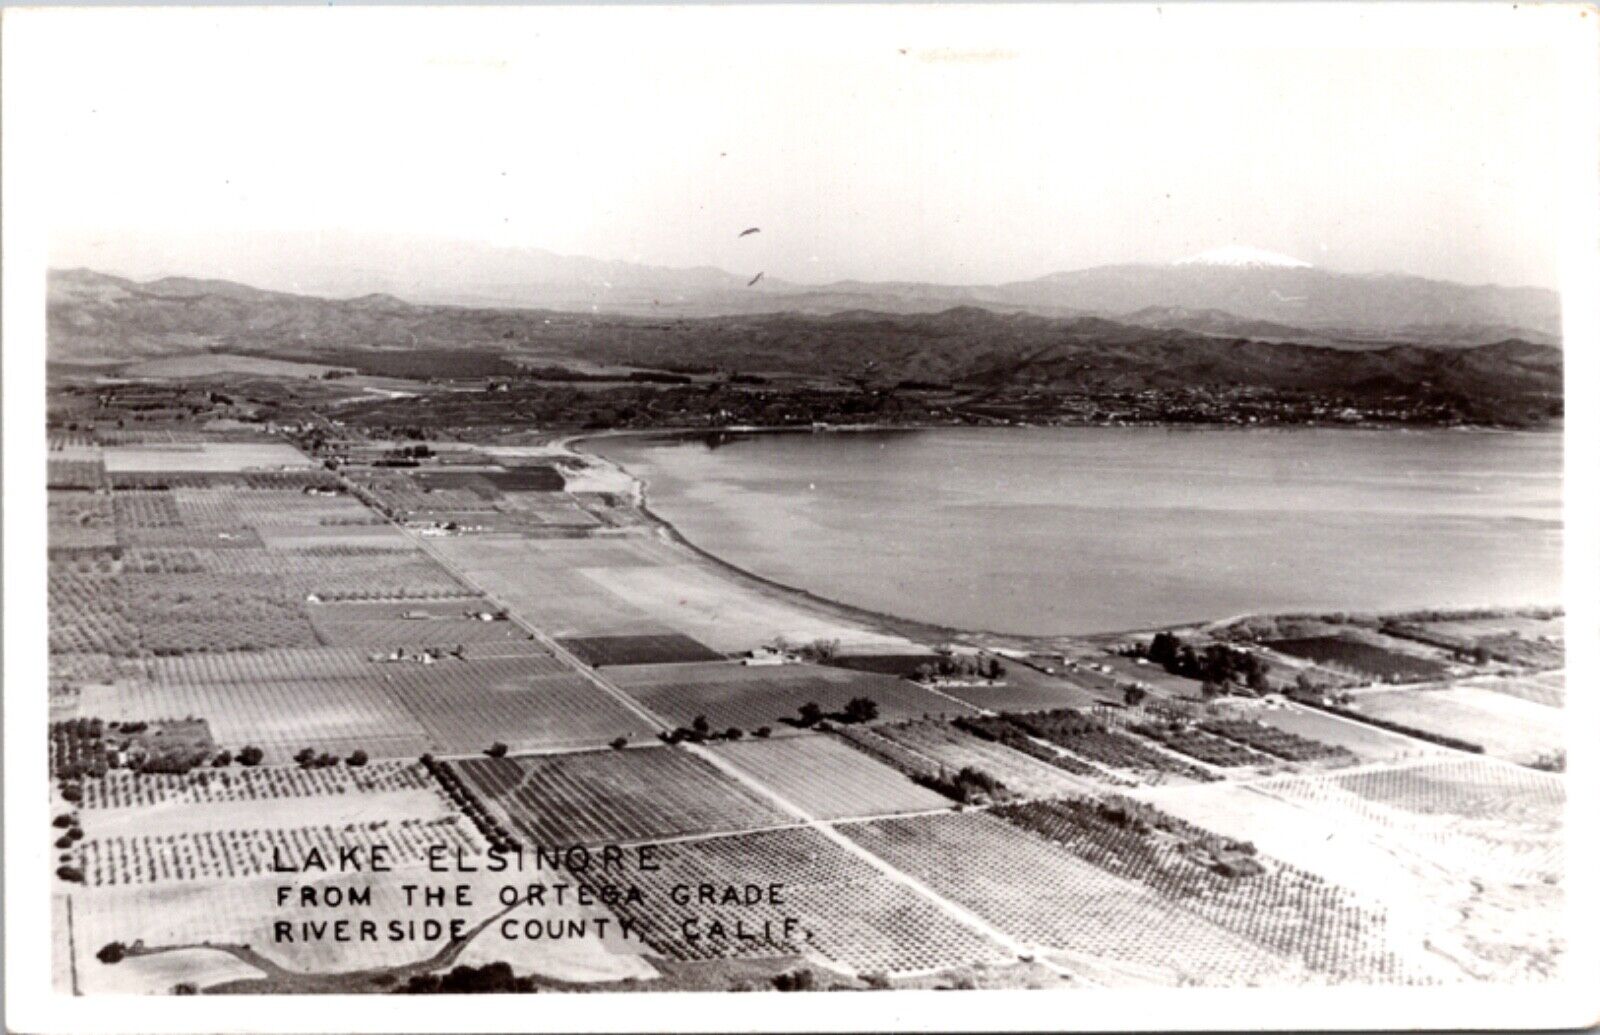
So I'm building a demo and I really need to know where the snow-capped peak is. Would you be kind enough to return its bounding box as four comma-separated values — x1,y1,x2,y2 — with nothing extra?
1174,245,1312,269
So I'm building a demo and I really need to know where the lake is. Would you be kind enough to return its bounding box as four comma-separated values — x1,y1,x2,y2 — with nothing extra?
591,427,1562,637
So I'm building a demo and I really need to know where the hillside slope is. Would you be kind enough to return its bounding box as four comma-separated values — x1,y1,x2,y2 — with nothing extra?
47,270,1561,424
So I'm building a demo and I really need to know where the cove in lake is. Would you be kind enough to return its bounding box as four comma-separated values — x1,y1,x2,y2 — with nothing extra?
592,427,1562,637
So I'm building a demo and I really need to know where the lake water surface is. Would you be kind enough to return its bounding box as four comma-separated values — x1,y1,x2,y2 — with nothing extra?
592,427,1562,636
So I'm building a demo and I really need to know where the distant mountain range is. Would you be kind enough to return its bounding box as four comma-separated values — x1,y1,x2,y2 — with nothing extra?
45,268,1562,427
53,233,1560,347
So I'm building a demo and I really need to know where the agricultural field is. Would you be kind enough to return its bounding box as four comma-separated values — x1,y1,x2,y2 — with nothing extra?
1130,760,1565,981
48,492,118,548
1085,652,1205,696
111,490,184,529
76,817,480,886
557,633,724,667
118,526,267,550
66,865,643,991
1419,614,1564,641
435,532,918,652
495,494,604,527
448,746,788,847
1266,635,1452,682
49,458,107,489
1341,685,1562,764
254,524,414,551
53,474,490,657
41,425,1572,993
380,665,653,754
189,547,472,601
920,662,1106,714
414,466,567,493
1336,759,1562,832
49,571,139,655
102,442,313,473
1230,702,1444,762
842,810,1315,987
1383,613,1564,669
588,825,1013,975
51,651,140,688
985,801,1426,984
1195,718,1358,766
816,653,942,677
1130,721,1279,769
80,648,651,760
62,755,485,889
122,572,323,653
608,661,963,733
306,600,529,649
859,719,1105,798
1000,710,1215,784
707,734,950,820
430,538,674,638
170,487,377,528
1463,670,1565,708
79,760,436,809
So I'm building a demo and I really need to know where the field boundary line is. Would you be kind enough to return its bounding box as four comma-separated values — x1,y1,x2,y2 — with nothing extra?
65,893,82,996
326,442,1066,982
909,680,994,715
1281,701,1542,774
682,740,1074,981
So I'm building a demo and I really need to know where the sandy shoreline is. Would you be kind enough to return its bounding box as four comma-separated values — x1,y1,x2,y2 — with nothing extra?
564,426,1562,653
564,428,1043,652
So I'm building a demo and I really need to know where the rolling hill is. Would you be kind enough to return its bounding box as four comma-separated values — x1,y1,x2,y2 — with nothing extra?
47,270,1561,426
55,232,1560,344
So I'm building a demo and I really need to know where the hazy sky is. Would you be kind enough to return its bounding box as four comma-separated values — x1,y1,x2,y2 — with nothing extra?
15,6,1580,289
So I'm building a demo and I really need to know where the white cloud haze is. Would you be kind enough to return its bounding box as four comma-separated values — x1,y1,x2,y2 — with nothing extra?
15,5,1580,290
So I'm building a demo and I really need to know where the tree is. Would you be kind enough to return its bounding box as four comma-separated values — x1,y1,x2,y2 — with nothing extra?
212,750,232,767
772,968,817,992
293,747,316,766
97,942,127,965
801,638,840,662
609,737,629,750
842,697,879,724
1122,684,1148,708
724,727,744,741
53,814,74,829
1200,680,1225,701
797,702,824,727
1148,631,1181,668
691,715,711,738
347,749,369,767
486,742,509,758
754,726,772,739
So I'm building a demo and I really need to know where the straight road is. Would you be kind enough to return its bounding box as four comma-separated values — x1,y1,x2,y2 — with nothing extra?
322,452,1073,980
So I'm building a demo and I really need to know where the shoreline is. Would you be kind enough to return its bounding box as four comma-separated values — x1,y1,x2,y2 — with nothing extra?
566,426,1562,651
566,430,997,650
